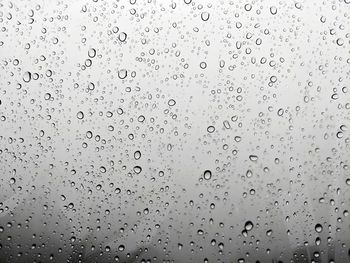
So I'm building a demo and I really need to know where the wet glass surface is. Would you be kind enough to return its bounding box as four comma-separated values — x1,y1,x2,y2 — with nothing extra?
0,0,350,262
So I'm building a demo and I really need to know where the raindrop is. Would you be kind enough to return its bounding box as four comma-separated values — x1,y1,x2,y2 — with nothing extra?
336,38,344,46
270,6,277,15
201,12,210,21
249,155,258,162
315,224,323,233
244,221,254,231
88,48,96,58
246,170,253,178
223,120,231,129
118,245,125,251
118,69,127,79
203,170,212,180
118,32,127,42
76,111,84,120
133,166,142,174
168,99,176,106
207,126,215,133
244,4,252,11
23,71,31,83
200,62,207,69
134,151,141,160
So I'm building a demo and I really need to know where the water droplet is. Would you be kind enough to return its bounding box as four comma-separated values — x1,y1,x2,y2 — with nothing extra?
197,229,204,235
207,126,215,133
277,108,284,116
133,166,142,174
118,245,125,251
76,111,84,120
336,38,344,46
244,221,254,231
336,131,343,139
270,6,277,15
246,170,253,178
22,71,31,83
244,4,252,11
88,82,95,91
88,48,96,58
223,120,231,129
134,151,141,160
100,166,106,173
44,93,51,100
118,32,127,42
201,12,210,21
200,62,207,69
138,115,145,122
118,69,127,79
203,170,212,180
249,155,258,162
315,224,323,233
168,99,176,106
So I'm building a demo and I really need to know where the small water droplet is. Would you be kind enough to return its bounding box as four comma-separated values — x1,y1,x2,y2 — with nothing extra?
134,150,141,160
201,12,210,21
88,48,96,58
168,99,176,106
270,6,277,15
244,221,254,231
118,244,125,251
23,71,31,83
203,170,212,180
315,224,323,233
77,111,84,120
133,166,142,174
207,126,215,133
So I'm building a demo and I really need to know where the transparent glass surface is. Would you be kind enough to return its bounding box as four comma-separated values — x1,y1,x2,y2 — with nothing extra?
0,0,350,262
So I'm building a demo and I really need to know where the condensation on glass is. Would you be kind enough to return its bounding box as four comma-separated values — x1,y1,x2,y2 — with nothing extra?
0,0,349,262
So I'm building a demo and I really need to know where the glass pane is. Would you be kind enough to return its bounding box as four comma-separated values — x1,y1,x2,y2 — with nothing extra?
0,0,349,262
